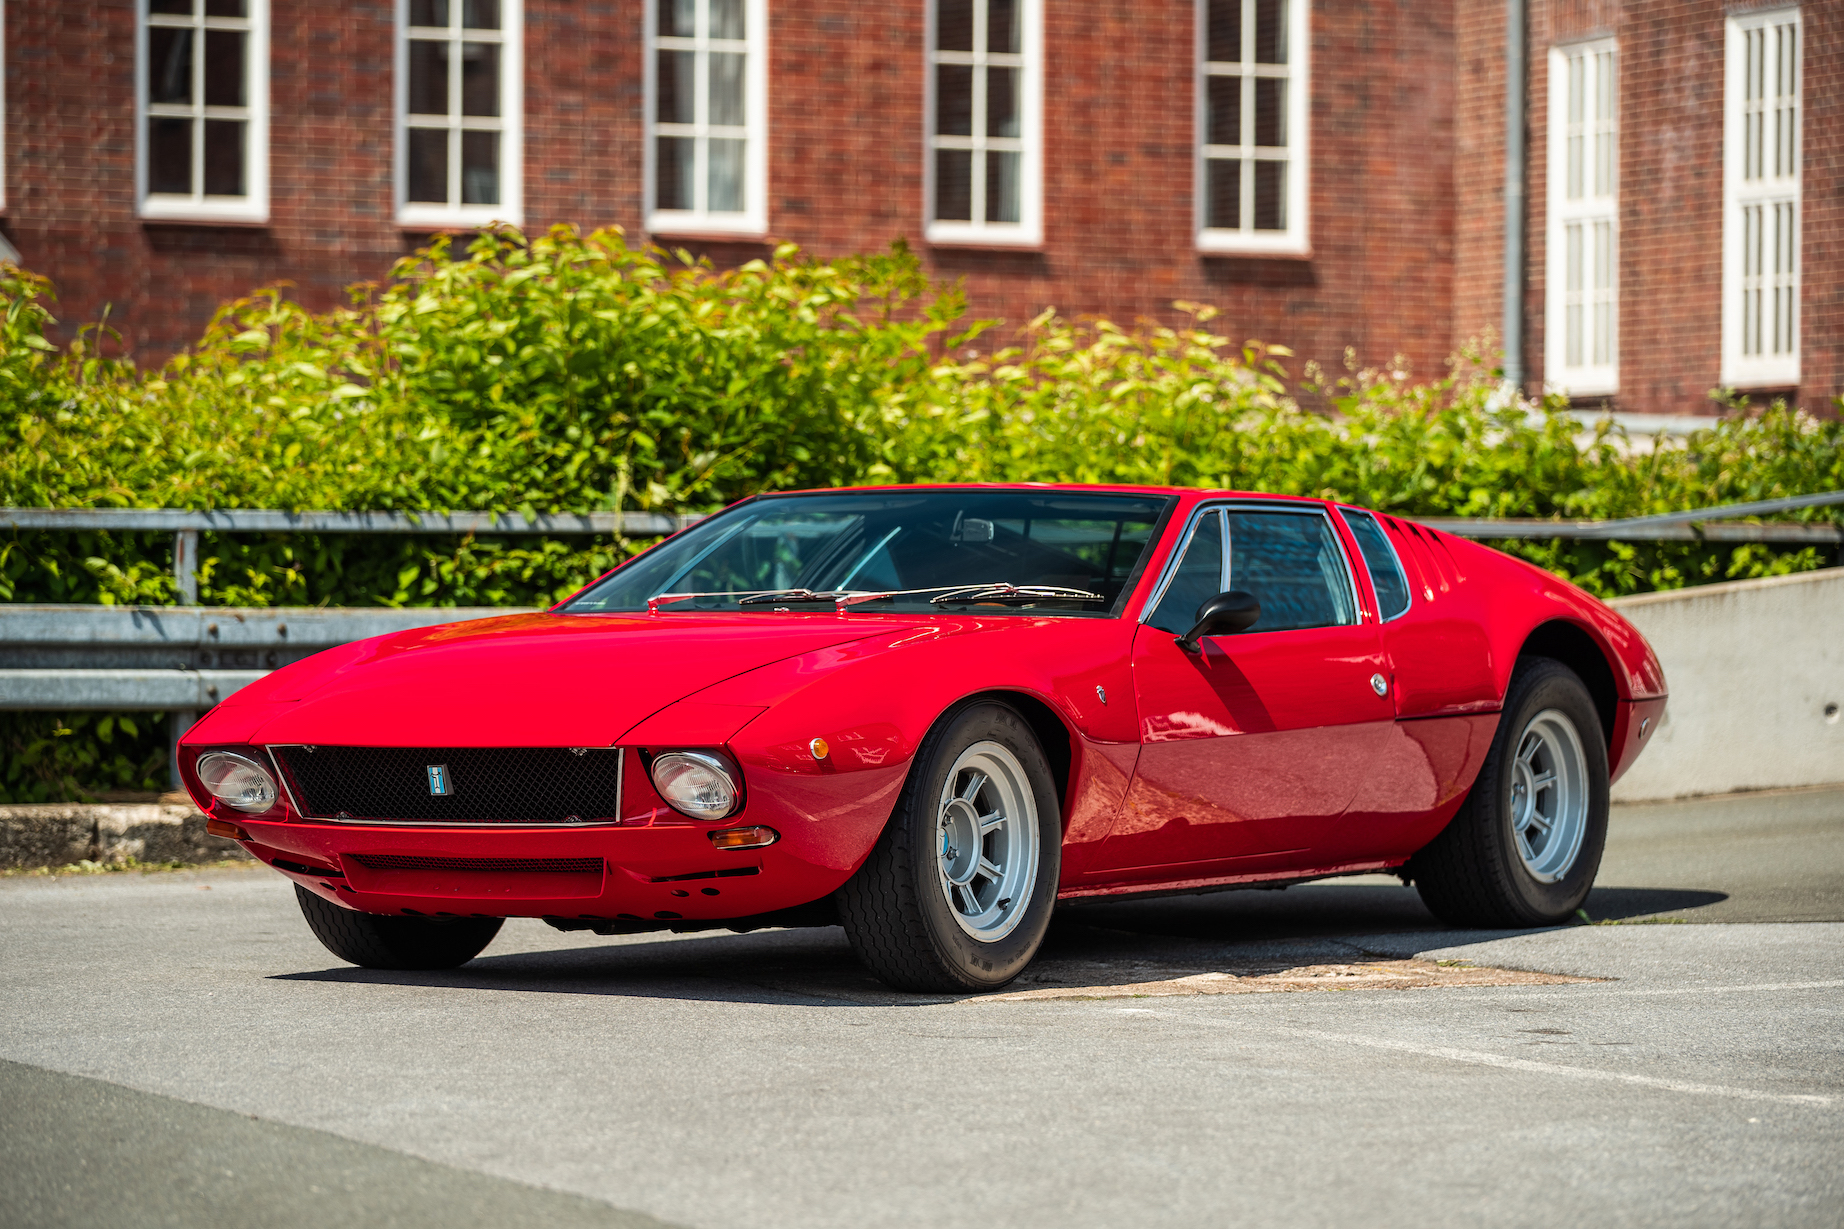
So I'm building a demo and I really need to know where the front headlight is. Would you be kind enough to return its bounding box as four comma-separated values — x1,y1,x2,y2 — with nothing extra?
649,751,741,819
196,751,280,814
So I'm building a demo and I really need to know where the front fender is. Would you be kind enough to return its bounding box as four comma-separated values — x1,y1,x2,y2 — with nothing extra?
667,615,1141,886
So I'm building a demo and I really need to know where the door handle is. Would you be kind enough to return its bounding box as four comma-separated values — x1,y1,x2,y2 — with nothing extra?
1370,673,1389,697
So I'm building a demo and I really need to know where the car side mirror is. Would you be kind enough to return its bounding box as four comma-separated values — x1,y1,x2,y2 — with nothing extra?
1177,590,1261,654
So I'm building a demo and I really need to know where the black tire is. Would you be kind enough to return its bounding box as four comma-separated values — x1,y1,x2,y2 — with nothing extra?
1408,657,1610,928
295,885,503,970
836,702,1062,993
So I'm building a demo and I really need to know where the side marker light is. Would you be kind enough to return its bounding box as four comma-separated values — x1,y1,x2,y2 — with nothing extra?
206,818,251,841
809,737,830,760
709,826,779,850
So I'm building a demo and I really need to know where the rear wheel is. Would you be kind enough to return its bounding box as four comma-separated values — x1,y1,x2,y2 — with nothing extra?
1409,658,1609,927
295,885,503,970
836,702,1062,993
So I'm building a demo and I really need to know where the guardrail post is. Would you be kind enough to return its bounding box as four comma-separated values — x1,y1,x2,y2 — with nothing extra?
174,530,199,605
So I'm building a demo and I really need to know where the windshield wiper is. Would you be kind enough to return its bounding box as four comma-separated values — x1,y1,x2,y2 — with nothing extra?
929,584,1104,606
647,589,838,612
647,583,1104,614
734,589,838,605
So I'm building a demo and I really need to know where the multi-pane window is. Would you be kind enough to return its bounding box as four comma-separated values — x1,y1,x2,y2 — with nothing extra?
1545,42,1618,397
647,0,767,235
138,0,268,221
398,0,523,227
1722,9,1801,387
927,0,1042,247
1197,0,1309,254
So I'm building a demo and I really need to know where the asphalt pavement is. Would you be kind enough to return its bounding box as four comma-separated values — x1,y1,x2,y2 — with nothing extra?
3,786,1841,1229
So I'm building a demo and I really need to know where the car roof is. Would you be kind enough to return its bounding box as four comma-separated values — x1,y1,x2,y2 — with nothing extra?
758,482,1331,503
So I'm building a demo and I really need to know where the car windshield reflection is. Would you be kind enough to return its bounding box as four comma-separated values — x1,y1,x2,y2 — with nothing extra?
561,490,1175,616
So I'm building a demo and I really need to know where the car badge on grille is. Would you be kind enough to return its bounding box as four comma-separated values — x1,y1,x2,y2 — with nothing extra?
427,764,453,796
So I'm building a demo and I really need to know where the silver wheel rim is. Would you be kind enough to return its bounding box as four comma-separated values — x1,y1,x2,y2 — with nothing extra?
1510,708,1590,883
934,741,1040,943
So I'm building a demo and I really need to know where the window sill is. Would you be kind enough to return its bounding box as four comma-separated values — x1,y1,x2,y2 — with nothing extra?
645,228,773,245
1552,378,1620,400
1718,368,1802,392
1197,236,1312,259
397,206,525,230
924,222,1044,251
139,200,270,226
646,210,769,241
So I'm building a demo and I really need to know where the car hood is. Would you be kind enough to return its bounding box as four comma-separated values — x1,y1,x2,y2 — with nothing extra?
217,612,886,747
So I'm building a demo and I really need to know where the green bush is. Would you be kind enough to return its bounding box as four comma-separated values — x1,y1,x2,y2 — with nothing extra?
889,312,1843,596
3,233,1840,800
3,227,957,608
0,712,172,802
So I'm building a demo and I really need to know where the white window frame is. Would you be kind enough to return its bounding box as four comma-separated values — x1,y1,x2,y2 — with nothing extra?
1195,0,1310,256
395,0,524,229
1721,7,1801,388
643,0,769,238
1544,39,1619,398
924,0,1044,249
136,0,270,223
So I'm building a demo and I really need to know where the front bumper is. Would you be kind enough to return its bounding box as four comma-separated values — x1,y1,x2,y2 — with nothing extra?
236,817,844,922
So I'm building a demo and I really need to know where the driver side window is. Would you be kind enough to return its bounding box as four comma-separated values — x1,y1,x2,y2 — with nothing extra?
1226,511,1358,632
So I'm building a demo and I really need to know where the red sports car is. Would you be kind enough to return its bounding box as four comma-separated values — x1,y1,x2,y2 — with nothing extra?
180,485,1667,992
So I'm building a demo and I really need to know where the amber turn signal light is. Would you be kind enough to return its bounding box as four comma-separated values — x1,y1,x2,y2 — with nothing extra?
708,826,778,850
205,817,251,841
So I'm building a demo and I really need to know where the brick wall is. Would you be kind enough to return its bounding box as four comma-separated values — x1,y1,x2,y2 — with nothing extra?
3,0,1461,388
13,1,1826,416
1463,0,1838,416
1568,0,1725,415
1452,0,1507,360
1801,0,1842,416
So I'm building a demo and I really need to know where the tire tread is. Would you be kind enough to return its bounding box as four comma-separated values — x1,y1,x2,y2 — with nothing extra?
295,885,502,970
836,702,1058,993
1410,657,1608,928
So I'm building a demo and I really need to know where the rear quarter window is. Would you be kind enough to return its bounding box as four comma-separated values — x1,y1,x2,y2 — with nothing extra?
1340,509,1413,621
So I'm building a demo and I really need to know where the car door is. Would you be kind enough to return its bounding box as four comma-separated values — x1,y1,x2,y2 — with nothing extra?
1317,507,1503,863
1091,502,1397,879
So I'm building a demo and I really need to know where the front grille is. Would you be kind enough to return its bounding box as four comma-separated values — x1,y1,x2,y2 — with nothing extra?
349,854,605,874
272,746,622,825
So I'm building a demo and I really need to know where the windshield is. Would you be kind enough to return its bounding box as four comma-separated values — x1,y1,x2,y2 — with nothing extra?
561,491,1175,616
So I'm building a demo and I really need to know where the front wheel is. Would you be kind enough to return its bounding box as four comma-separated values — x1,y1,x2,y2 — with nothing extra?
295,885,503,970
836,702,1062,993
1409,657,1610,927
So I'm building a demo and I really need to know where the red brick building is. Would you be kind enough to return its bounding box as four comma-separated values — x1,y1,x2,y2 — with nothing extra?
2,1,1836,416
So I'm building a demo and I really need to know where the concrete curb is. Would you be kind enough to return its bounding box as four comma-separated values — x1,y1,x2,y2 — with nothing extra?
0,804,255,869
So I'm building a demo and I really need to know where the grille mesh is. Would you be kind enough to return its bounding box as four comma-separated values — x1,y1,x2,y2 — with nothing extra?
273,746,622,824
349,853,605,874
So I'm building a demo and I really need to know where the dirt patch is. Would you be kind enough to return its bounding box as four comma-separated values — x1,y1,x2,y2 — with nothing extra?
983,958,1599,1001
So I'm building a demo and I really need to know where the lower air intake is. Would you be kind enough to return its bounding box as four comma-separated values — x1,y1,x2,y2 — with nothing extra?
271,746,622,825
349,853,606,874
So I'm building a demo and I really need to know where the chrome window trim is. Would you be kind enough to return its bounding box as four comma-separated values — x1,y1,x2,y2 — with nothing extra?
1138,501,1230,624
1138,498,1359,629
262,745,628,828
1337,507,1415,623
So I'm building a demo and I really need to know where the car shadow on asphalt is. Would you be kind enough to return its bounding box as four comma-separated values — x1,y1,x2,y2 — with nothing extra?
268,883,1727,1005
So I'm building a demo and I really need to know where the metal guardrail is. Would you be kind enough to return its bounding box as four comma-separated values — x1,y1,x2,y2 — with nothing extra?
0,604,535,711
2,491,1838,784
0,604,535,786
1426,489,1844,543
0,507,701,604
0,508,701,535
1,490,1837,710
